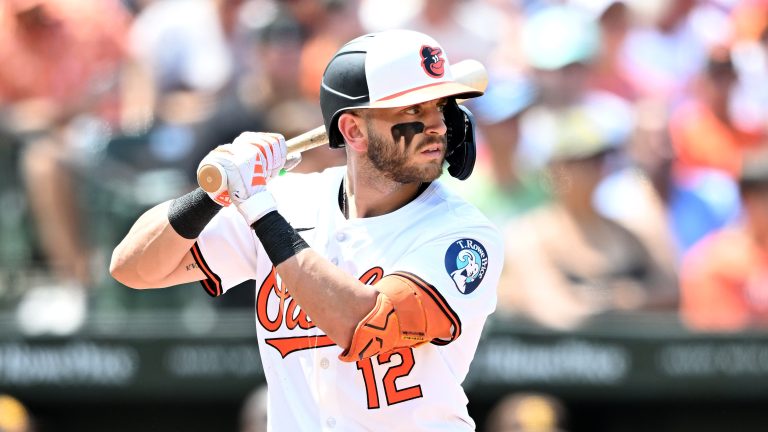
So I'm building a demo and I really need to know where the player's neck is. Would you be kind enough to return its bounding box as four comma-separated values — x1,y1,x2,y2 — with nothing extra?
342,169,424,219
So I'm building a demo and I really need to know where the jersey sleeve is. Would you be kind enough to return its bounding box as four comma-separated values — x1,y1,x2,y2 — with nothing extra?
389,223,503,346
191,205,262,297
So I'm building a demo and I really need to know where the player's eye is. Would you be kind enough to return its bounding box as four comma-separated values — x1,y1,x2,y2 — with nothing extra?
402,106,420,115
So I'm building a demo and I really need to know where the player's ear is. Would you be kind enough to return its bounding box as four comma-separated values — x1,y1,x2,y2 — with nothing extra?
338,111,367,152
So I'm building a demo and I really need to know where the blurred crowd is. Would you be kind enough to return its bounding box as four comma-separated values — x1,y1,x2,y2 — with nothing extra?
0,0,768,431
2,0,768,429
1,0,768,335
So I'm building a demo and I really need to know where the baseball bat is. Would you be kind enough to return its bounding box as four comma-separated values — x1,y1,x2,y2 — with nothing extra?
197,59,488,194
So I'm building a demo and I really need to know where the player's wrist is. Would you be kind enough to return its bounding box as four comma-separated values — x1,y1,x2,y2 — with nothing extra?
167,188,222,239
236,191,277,226
251,211,310,266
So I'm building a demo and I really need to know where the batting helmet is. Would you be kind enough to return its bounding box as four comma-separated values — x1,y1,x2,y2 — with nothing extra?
319,29,483,180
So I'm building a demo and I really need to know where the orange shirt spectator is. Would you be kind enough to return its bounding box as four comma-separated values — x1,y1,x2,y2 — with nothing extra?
669,47,765,178
680,151,768,331
670,100,764,178
0,0,131,125
681,228,768,331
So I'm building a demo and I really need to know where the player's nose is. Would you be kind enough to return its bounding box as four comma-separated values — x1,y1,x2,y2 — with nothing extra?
423,106,447,136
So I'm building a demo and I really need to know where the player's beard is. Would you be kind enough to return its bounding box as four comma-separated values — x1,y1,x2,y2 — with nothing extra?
366,126,446,184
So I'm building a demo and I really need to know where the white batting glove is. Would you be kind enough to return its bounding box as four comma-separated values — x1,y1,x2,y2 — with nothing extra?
197,132,295,224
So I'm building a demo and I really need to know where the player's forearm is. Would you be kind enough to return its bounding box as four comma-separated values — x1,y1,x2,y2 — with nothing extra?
276,249,379,349
110,201,197,288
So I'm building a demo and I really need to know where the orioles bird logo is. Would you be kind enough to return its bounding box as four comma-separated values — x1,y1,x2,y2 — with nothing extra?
420,45,445,78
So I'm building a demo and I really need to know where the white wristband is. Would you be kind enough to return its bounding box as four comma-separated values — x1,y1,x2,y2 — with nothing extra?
236,191,278,226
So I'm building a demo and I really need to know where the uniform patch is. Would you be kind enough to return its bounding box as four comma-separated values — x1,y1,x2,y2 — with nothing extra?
444,238,489,294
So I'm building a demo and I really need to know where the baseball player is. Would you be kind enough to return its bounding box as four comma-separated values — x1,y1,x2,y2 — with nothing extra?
111,29,503,431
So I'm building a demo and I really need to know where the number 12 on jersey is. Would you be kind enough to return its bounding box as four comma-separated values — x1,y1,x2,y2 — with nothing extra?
356,347,423,409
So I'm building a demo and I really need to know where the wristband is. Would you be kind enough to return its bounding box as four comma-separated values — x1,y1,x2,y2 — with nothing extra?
168,188,222,239
251,211,310,266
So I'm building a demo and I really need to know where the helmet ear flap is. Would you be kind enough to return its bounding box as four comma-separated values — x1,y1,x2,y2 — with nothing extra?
444,101,477,180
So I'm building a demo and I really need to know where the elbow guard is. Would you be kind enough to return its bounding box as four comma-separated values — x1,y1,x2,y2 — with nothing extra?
339,272,456,362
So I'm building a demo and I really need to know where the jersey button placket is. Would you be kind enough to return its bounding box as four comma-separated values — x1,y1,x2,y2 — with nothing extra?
316,350,338,431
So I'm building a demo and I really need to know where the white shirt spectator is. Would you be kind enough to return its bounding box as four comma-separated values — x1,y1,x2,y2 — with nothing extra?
129,0,233,93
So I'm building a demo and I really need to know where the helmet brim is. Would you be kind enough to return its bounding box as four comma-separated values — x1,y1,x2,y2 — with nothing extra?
369,81,483,109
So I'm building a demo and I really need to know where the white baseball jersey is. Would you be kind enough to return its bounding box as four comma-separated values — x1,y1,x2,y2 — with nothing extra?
192,166,503,431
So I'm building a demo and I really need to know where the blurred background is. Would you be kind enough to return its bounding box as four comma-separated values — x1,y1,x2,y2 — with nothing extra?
2,0,768,431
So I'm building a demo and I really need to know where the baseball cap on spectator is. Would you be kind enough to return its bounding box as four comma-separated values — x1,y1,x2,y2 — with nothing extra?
470,72,537,125
516,92,632,167
549,110,614,162
521,5,599,70
548,95,633,162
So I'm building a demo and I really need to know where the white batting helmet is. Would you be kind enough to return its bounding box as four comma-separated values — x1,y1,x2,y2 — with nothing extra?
319,29,483,179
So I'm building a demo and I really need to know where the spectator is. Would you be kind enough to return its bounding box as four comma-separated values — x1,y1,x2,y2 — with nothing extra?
505,4,627,175
239,385,268,432
485,392,569,432
730,6,768,143
193,8,347,180
297,0,364,101
397,0,501,63
583,1,638,101
596,98,740,261
120,0,251,179
0,394,33,432
127,0,246,102
499,105,677,329
619,0,714,103
0,0,133,333
680,149,768,331
669,45,765,178
447,4,605,224
448,70,539,225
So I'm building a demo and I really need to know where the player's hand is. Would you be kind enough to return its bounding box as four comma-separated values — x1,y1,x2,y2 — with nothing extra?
197,132,289,207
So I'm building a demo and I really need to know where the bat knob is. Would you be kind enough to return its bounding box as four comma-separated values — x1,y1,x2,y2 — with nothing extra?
197,163,227,194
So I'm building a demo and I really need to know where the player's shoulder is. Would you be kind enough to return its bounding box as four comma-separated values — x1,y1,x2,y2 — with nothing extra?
425,180,504,251
430,181,501,230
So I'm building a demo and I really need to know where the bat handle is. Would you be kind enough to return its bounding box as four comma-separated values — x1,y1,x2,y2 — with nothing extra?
197,163,227,195
196,125,330,194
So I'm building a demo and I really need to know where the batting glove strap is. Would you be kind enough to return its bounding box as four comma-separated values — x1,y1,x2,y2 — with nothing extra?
236,191,278,226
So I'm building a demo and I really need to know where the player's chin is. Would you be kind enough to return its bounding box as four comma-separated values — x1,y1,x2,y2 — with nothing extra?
415,160,444,182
